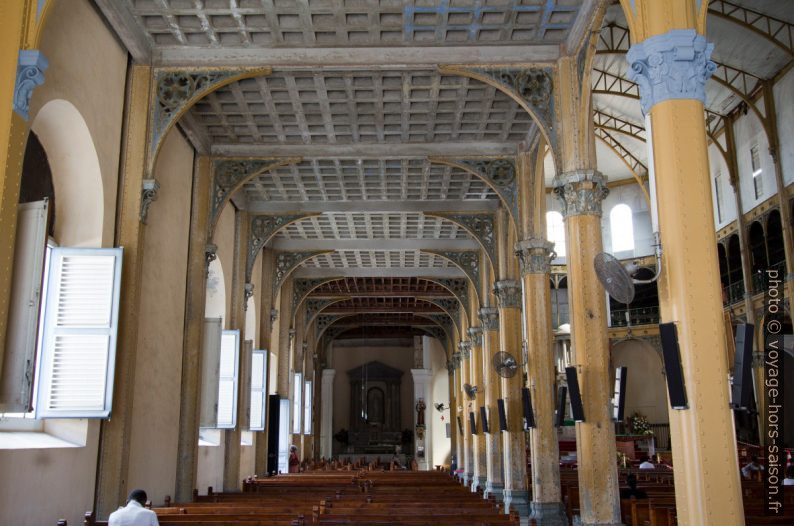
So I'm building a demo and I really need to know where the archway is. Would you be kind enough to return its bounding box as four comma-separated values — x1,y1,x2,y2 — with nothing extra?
766,210,785,270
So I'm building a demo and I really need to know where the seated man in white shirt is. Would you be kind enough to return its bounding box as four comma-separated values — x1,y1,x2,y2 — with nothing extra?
638,456,655,470
108,489,159,526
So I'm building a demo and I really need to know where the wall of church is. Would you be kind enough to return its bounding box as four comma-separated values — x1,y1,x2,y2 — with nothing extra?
610,340,668,425
0,1,128,524
330,340,415,437
29,0,127,248
127,129,195,504
214,205,236,329
774,70,794,187
427,337,452,468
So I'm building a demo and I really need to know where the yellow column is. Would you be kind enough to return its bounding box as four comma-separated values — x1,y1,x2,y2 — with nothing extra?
459,339,473,486
515,149,566,525
0,1,45,379
621,2,745,523
175,156,212,502
480,305,504,500
468,325,487,492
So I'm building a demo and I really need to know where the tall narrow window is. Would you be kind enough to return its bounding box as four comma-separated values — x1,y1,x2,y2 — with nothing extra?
216,330,240,429
751,145,763,199
303,380,312,435
250,350,268,431
546,211,566,258
714,170,724,223
292,372,303,434
610,204,635,253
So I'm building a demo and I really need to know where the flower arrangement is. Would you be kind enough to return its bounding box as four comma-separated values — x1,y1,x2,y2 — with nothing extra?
628,412,654,437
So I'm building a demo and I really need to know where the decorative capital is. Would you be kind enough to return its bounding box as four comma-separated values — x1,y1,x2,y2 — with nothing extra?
243,282,254,310
494,280,522,309
446,360,456,375
433,214,497,268
458,340,472,359
468,327,483,347
205,243,218,268
270,308,278,325
288,328,296,341
626,29,716,115
552,170,609,217
479,307,499,331
515,238,556,275
14,50,48,120
140,178,160,224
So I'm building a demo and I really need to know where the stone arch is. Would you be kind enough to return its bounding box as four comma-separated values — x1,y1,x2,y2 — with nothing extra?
31,99,103,247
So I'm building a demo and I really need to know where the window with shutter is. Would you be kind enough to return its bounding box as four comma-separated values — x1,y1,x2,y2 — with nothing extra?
292,372,302,434
303,380,312,435
250,350,267,431
216,330,240,429
278,398,290,473
35,247,123,419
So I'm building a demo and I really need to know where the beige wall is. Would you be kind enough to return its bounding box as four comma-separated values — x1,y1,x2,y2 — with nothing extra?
331,340,415,434
428,337,452,467
611,340,669,424
127,129,195,504
0,1,127,524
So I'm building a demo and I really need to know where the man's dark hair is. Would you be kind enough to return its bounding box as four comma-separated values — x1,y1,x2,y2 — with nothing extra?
128,489,147,506
750,455,758,463
627,473,638,489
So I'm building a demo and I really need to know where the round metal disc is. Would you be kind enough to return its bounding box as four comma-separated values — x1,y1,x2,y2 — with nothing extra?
594,252,635,304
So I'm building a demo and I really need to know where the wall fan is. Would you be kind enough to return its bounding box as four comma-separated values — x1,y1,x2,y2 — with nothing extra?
492,351,520,379
463,383,478,399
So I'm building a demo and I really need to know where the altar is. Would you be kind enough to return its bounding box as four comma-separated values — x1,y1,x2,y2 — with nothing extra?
346,361,404,454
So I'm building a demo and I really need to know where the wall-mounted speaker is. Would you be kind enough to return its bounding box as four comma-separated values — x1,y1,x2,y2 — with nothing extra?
457,415,463,435
565,366,585,422
612,366,627,422
497,398,508,432
555,386,567,427
469,411,477,435
480,406,489,433
521,387,535,430
731,323,755,410
659,322,688,410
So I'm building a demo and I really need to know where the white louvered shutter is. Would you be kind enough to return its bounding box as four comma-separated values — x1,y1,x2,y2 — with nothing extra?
303,380,312,435
250,350,267,431
35,247,123,418
199,318,222,428
292,372,303,434
0,200,49,412
216,330,239,429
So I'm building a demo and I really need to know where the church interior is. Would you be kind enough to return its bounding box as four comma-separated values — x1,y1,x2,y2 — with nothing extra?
1,1,793,525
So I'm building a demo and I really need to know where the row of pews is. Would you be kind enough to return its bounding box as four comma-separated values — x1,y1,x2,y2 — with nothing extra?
66,470,517,526
560,466,794,525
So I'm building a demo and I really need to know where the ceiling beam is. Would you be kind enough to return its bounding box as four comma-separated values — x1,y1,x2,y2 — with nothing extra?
245,199,500,214
153,45,561,68
94,0,152,63
311,291,452,298
212,142,517,158
271,239,479,251
294,267,464,279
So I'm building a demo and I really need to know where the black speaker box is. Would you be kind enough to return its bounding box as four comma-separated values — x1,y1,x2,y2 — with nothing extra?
659,322,689,409
469,411,477,435
613,366,627,422
497,398,508,432
565,366,586,422
521,387,535,429
732,323,755,410
480,406,489,433
266,394,281,475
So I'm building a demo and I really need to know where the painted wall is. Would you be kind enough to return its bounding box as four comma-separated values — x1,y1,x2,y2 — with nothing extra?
427,337,452,468
330,340,415,435
127,129,194,504
0,1,127,524
610,340,668,425
774,69,794,187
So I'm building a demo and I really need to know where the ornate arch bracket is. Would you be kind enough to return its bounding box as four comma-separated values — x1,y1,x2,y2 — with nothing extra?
291,277,345,321
272,250,333,301
246,214,320,282
148,68,270,177
211,158,302,233
420,277,470,322
419,297,462,336
439,65,557,157
428,157,519,230
304,297,349,328
419,313,456,347
419,324,450,354
316,314,355,341
425,213,498,271
423,250,482,309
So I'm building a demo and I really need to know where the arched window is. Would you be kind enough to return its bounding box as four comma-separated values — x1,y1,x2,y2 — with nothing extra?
610,204,635,252
546,211,566,258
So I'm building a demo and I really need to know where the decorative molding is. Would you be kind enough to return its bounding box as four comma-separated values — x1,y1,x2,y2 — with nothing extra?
422,325,449,353
272,251,330,297
494,280,522,309
247,215,314,281
459,158,520,222
424,313,456,343
422,277,470,319
626,29,716,115
205,243,218,269
479,307,499,331
459,340,472,359
243,282,254,311
291,277,343,318
468,327,483,347
515,238,556,275
13,50,48,120
426,250,481,304
552,170,609,218
140,178,160,224
429,213,498,270
270,308,278,325
421,297,460,326
305,297,345,326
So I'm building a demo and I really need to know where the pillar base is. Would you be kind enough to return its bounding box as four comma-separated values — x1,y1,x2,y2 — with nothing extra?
461,472,471,486
572,517,624,526
484,482,504,501
530,502,568,526
471,476,487,493
503,490,530,517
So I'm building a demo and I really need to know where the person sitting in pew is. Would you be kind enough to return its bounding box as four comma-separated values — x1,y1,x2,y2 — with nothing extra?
741,456,764,480
638,456,655,470
784,465,794,486
289,445,300,473
620,474,648,499
108,489,159,526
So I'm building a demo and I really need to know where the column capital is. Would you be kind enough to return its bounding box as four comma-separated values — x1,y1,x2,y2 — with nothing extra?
552,170,608,218
494,280,522,309
459,340,472,359
322,368,336,379
479,307,500,331
243,282,254,310
515,238,556,276
468,326,483,347
205,243,218,268
14,50,48,120
140,178,161,224
627,29,716,115
451,351,463,368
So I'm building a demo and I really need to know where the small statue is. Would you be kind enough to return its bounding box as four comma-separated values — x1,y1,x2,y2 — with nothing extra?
416,399,426,426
